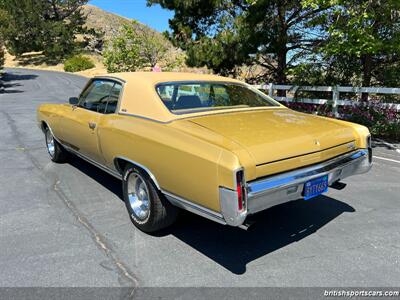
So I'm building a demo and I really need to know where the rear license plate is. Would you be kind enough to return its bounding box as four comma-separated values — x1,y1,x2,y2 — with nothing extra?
303,175,328,200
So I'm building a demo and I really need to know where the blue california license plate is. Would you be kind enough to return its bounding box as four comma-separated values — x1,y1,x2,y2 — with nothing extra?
303,175,328,200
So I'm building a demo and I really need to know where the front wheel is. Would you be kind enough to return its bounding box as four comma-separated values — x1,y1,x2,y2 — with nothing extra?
122,165,179,232
45,127,68,163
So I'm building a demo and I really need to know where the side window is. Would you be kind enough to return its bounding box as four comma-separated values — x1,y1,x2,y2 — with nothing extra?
104,83,122,114
79,80,114,113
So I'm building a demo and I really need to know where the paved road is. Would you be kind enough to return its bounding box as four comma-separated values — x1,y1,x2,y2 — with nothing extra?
0,68,399,288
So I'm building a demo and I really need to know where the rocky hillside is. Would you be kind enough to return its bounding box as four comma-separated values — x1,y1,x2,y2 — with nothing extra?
82,4,169,43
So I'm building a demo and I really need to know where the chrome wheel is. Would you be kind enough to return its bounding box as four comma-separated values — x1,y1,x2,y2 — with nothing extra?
127,172,150,221
45,129,55,157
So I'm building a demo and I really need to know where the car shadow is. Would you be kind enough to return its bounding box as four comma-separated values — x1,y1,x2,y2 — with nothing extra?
67,155,123,200
159,196,355,274
0,71,38,94
67,154,355,275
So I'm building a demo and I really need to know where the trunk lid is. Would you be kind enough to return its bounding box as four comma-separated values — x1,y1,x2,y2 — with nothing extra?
188,108,356,167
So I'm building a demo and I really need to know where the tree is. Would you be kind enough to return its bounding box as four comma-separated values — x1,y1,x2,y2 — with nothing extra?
0,0,89,58
303,0,400,97
136,25,168,68
149,0,328,87
0,38,4,71
103,21,182,72
103,22,145,72
0,9,7,72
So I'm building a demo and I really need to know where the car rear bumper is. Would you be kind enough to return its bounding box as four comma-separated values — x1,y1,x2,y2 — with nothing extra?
220,148,372,226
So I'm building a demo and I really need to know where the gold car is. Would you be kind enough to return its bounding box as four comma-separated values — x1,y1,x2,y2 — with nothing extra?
37,72,372,232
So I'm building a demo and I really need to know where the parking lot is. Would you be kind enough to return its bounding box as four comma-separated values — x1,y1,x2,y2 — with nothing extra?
1,68,399,287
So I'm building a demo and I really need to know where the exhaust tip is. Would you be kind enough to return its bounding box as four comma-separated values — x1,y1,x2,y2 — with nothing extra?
330,181,347,190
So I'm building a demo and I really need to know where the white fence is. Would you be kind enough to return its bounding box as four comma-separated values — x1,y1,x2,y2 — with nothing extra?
253,84,400,117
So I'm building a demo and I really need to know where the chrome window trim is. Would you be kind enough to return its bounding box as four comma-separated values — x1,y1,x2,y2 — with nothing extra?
117,112,170,124
117,107,283,124
154,80,279,115
77,78,125,114
94,76,126,84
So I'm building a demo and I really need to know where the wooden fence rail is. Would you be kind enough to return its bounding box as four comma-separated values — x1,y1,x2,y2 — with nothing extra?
252,84,400,117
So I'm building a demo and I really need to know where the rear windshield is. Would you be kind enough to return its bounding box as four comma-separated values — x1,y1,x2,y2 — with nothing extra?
155,82,279,114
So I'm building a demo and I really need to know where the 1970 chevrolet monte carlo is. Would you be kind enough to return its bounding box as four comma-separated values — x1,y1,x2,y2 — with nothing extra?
37,72,372,232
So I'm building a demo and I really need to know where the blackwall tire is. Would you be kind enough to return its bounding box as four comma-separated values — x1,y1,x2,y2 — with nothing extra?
122,164,179,232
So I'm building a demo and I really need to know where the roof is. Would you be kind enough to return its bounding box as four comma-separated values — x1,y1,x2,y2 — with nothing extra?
99,72,242,85
93,72,266,123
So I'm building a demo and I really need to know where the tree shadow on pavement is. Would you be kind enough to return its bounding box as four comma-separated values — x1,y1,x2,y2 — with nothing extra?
0,71,38,94
66,154,355,275
15,52,60,66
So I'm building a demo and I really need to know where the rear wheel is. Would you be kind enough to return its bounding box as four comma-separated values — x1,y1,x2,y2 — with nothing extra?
122,164,179,232
44,127,68,163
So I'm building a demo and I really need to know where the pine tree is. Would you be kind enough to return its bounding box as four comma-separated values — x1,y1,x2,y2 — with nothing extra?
0,0,89,58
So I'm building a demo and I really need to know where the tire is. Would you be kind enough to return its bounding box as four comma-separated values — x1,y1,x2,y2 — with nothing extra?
44,126,68,163
122,164,179,232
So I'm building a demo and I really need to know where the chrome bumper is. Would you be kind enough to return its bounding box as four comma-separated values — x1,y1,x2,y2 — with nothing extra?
220,149,372,226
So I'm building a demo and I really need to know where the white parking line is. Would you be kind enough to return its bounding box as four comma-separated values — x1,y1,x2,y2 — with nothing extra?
373,156,400,164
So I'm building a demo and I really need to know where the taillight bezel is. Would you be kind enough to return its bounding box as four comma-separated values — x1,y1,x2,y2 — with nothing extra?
235,169,247,212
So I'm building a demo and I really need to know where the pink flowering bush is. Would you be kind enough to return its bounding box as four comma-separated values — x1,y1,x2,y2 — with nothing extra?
281,100,400,141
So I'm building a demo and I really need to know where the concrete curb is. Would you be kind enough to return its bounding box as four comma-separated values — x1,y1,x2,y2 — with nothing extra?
373,138,400,154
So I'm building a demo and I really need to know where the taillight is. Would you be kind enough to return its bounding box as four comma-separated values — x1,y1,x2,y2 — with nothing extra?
236,170,246,212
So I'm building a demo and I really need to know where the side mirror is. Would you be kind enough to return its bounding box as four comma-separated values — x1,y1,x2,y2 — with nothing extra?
69,97,79,105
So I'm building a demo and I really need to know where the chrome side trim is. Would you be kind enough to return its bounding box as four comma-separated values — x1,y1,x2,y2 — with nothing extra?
41,122,122,180
62,145,122,180
45,122,161,192
42,123,229,225
162,190,226,225
113,156,161,189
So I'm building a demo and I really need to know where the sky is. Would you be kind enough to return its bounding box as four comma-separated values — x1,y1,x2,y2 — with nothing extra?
89,0,174,32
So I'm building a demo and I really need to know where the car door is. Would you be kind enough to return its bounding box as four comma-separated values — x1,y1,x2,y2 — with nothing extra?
60,79,116,163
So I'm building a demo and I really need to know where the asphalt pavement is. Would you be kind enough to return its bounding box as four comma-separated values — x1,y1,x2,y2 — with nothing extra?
0,68,399,288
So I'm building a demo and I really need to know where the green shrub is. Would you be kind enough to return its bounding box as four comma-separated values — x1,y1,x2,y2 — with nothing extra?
64,55,95,72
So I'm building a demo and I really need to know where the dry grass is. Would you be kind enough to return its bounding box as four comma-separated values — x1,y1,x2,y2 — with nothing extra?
4,50,105,77
4,50,65,71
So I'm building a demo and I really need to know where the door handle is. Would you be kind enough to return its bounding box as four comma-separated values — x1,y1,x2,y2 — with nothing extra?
88,122,96,130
